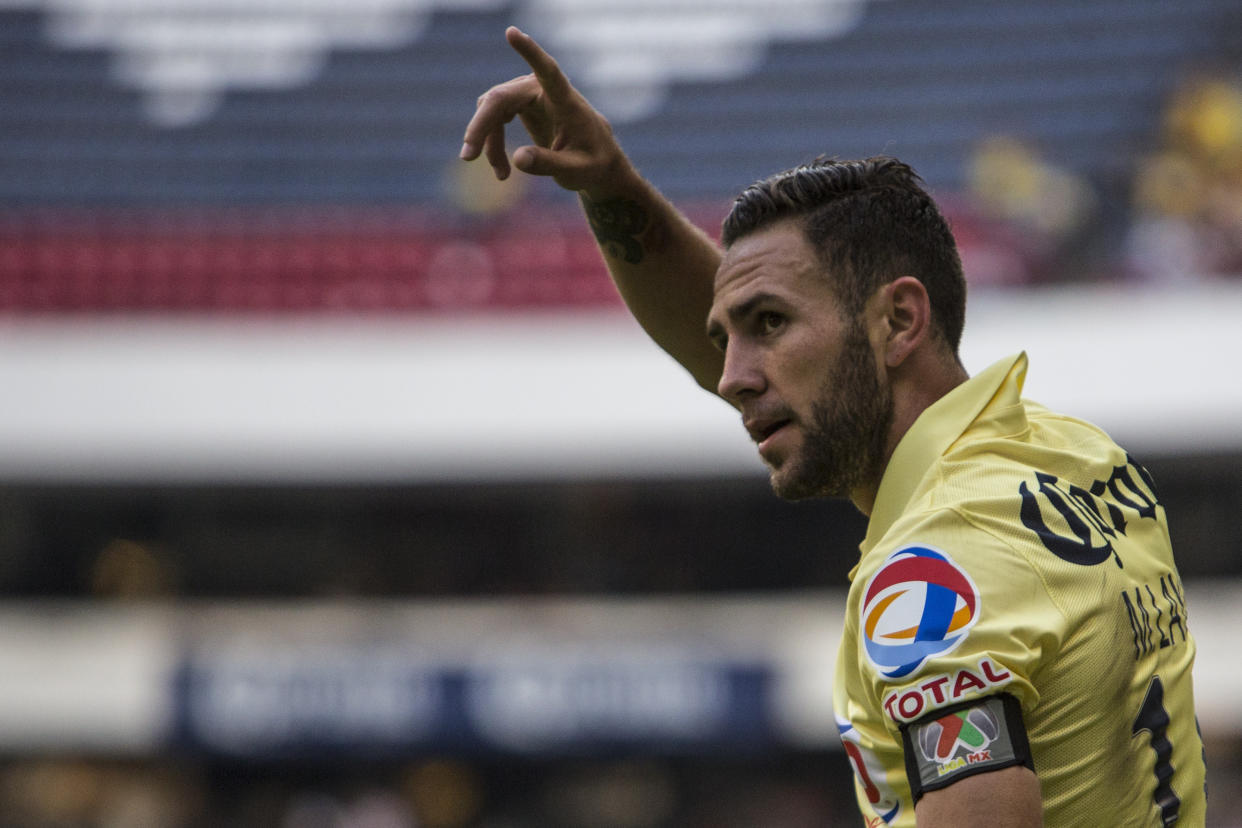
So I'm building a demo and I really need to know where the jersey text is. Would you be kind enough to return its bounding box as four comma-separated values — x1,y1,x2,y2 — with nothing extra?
1019,454,1160,567
1122,573,1189,660
882,658,1013,724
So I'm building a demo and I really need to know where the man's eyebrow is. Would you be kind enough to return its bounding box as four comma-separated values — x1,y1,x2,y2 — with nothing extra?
729,292,782,321
706,291,784,343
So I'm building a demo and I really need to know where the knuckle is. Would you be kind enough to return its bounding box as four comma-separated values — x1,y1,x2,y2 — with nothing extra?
476,75,537,111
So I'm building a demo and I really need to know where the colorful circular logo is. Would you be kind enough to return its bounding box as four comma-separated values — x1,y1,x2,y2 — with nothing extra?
862,546,980,678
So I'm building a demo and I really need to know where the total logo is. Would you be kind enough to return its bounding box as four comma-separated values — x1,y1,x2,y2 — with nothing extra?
882,658,1013,724
861,546,980,679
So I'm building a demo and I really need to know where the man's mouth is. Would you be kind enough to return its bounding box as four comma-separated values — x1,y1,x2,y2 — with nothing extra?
747,417,793,447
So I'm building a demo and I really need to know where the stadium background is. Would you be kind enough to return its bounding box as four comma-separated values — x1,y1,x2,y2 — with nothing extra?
2,0,1242,824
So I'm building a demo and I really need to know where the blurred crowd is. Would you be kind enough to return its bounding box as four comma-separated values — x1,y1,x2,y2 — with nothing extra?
2,742,1242,828
0,755,859,828
1125,74,1242,283
5,72,1242,317
953,72,1242,288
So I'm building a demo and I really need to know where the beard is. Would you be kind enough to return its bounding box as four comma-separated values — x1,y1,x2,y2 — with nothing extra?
769,321,894,502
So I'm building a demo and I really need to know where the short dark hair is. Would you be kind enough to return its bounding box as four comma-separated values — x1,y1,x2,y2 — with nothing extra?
721,156,966,353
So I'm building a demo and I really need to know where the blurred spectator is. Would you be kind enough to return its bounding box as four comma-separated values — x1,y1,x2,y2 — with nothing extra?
539,760,677,828
90,538,178,600
0,739,1239,826
0,759,204,827
281,789,415,828
969,135,1098,245
1127,75,1242,282
955,134,1098,287
403,760,484,828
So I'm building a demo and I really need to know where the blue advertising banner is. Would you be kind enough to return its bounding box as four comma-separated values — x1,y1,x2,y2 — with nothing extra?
174,642,777,757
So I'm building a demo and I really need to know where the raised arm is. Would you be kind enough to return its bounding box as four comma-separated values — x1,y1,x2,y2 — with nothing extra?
461,27,725,392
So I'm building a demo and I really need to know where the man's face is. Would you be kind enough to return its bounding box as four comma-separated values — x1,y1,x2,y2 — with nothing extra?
706,220,893,501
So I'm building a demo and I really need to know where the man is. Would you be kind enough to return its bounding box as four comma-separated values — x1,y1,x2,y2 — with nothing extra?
461,27,1207,827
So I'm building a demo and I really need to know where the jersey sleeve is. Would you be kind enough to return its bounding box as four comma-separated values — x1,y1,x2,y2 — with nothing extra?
855,507,1063,797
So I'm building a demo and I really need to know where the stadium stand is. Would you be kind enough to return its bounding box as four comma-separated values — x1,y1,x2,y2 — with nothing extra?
2,0,1241,312
3,0,1240,200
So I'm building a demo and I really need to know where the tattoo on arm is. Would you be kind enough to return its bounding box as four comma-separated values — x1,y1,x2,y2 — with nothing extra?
582,195,649,265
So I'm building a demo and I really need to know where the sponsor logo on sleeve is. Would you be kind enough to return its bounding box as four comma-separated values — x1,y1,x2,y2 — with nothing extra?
918,705,1000,769
882,658,1013,724
902,695,1032,799
837,715,902,825
862,546,980,679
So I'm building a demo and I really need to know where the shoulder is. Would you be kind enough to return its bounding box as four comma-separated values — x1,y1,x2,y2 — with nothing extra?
851,511,1055,686
849,503,1073,719
916,400,1162,565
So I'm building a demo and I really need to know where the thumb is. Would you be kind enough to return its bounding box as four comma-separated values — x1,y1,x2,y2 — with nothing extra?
513,145,596,192
512,144,557,175
509,144,586,180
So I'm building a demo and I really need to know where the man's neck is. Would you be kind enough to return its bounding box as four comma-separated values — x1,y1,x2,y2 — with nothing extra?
851,354,969,517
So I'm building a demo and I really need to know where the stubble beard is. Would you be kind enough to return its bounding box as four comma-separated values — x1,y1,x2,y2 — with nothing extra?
769,322,894,502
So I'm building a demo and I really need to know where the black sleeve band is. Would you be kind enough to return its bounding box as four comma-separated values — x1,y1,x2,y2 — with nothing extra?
900,692,1034,802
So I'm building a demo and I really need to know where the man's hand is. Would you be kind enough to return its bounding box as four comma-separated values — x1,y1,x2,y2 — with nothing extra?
461,26,726,392
460,27,628,200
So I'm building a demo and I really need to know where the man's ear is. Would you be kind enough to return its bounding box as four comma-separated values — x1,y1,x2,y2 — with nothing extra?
881,276,932,368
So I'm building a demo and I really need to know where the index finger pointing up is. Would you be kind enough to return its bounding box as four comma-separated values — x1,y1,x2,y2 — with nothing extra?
506,26,574,104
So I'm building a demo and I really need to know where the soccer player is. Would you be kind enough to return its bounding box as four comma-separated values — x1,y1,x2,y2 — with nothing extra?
461,27,1207,827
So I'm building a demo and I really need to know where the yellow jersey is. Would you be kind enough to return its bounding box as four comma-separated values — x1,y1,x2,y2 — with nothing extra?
834,353,1206,827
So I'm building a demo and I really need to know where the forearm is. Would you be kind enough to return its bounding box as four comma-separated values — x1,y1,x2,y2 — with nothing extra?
915,765,1042,827
580,170,725,393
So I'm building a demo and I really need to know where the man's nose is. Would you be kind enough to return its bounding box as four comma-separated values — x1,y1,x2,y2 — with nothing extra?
716,344,765,402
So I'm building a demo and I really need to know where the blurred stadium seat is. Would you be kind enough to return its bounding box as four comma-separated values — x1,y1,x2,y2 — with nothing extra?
2,0,1241,310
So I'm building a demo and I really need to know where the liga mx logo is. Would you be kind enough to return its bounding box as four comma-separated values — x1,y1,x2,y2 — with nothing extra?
918,706,1000,764
862,546,980,678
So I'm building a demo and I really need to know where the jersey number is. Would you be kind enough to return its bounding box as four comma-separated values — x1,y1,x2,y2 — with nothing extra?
1131,676,1180,826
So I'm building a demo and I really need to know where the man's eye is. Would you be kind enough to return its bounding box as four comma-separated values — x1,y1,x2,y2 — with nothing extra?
758,312,784,334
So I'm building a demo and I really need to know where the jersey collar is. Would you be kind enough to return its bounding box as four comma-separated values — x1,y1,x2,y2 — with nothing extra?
857,352,1029,566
